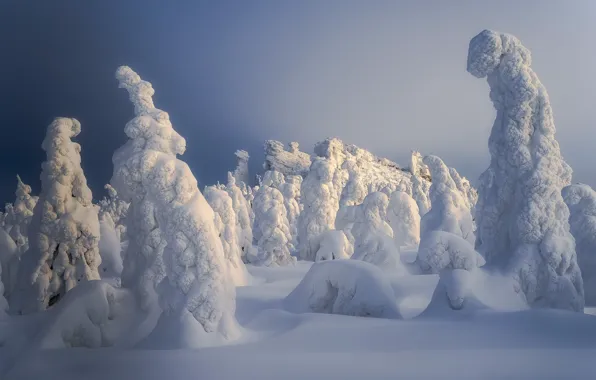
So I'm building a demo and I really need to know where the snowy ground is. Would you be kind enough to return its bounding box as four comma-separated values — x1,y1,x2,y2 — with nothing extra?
3,262,596,380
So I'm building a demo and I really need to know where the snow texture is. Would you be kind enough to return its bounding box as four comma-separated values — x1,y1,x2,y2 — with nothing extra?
350,192,404,273
387,190,420,248
251,186,294,267
298,157,340,261
232,150,250,187
563,184,596,305
314,229,353,261
279,175,302,247
417,230,485,274
204,186,249,286
98,184,129,243
468,29,583,311
98,213,123,284
284,260,401,319
0,229,17,300
420,155,475,244
11,117,101,315
263,140,311,177
112,66,238,344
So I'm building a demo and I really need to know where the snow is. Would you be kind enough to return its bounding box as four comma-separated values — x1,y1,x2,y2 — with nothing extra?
263,140,311,177
417,230,485,274
468,29,584,312
387,190,420,248
98,213,123,284
284,260,402,319
232,150,250,187
313,229,353,261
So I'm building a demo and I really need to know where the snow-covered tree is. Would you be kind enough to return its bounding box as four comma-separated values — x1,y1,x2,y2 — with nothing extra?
261,170,285,189
562,184,596,305
233,150,250,187
449,167,478,213
411,173,431,216
420,155,474,244
98,213,123,284
350,192,404,272
3,175,38,255
251,186,294,266
387,191,420,248
279,175,302,247
225,172,253,262
340,161,367,207
112,66,238,343
0,260,7,316
99,184,129,243
204,186,249,286
0,228,17,301
417,231,485,274
298,157,339,261
468,29,583,311
11,118,101,314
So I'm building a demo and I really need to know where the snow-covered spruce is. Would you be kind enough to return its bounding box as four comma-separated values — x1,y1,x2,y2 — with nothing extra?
232,149,250,187
420,155,474,244
112,66,238,345
204,186,249,286
225,172,253,262
261,170,285,189
0,228,17,300
3,175,38,256
98,213,123,285
562,184,596,305
99,184,129,243
411,173,431,217
340,160,367,207
298,157,340,261
449,167,478,214
314,229,353,261
468,30,583,311
251,185,294,266
284,260,401,319
417,230,485,274
11,118,101,315
387,191,420,248
279,175,302,247
263,140,311,177
350,192,404,273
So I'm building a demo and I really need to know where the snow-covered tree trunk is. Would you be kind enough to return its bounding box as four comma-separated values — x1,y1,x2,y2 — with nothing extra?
298,157,340,261
387,190,420,248
11,118,101,315
562,184,596,305
204,186,249,286
226,172,253,262
251,186,294,266
350,192,404,272
112,66,238,345
233,150,250,187
420,155,474,244
468,29,583,311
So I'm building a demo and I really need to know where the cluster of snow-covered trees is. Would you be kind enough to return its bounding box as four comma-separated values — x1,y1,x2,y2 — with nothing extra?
0,28,594,349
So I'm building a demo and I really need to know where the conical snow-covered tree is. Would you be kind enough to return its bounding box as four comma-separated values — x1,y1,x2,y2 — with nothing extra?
11,118,101,314
298,157,340,261
448,167,477,213
350,192,404,272
562,184,596,305
280,175,302,247
112,66,238,344
251,186,294,266
387,191,420,248
204,186,249,286
0,228,17,301
233,150,250,187
340,161,367,207
420,155,474,243
468,29,583,311
225,172,253,262
4,175,38,255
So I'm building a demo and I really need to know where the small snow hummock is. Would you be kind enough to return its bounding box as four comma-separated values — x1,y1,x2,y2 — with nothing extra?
11,117,101,315
284,260,402,319
468,29,584,312
112,66,239,347
563,184,596,305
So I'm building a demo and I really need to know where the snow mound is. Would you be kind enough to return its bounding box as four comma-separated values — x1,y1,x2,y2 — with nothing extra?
314,229,353,261
284,260,402,319
33,280,138,348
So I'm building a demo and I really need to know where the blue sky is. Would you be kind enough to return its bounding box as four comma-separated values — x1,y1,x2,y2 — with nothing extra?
1,0,595,204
